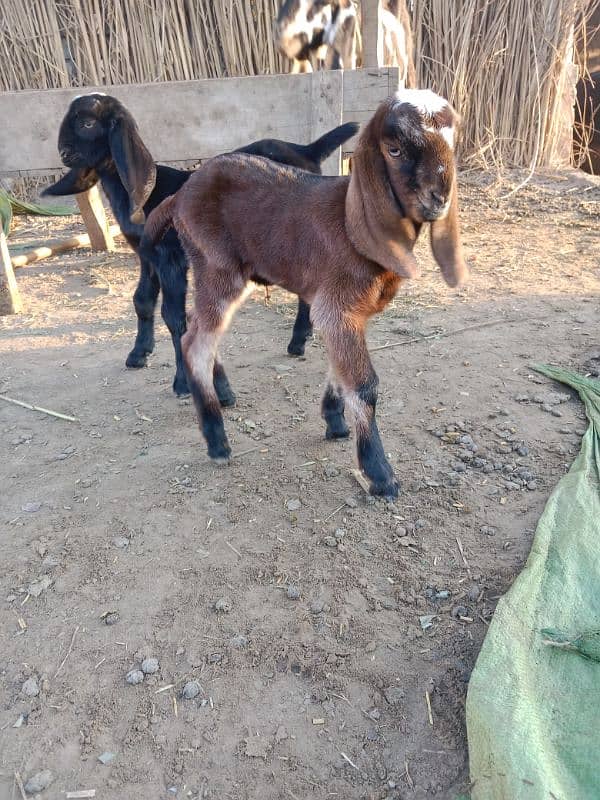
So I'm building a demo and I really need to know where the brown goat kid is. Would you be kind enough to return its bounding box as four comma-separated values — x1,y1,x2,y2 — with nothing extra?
141,90,468,498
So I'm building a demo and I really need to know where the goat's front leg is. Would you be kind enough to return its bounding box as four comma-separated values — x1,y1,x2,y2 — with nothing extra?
287,299,313,356
323,326,399,499
158,258,189,397
126,257,160,368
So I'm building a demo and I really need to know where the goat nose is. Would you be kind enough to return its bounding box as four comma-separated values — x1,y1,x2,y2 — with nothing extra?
59,148,70,161
431,191,445,206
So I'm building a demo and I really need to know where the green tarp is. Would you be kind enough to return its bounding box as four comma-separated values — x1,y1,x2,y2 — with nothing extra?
466,366,600,800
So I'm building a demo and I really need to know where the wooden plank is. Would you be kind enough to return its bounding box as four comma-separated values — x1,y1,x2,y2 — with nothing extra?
75,185,114,250
0,230,23,314
341,67,395,151
310,70,343,176
361,0,380,68
0,69,399,177
11,224,122,269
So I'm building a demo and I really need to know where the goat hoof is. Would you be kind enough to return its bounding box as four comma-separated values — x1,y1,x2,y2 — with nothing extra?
369,478,400,499
287,340,306,357
173,375,190,397
325,421,350,439
208,445,231,464
218,389,236,408
126,350,150,368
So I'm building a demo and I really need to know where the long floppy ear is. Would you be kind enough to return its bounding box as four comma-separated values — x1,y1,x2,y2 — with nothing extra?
41,167,99,197
108,116,156,224
430,181,468,288
345,108,420,279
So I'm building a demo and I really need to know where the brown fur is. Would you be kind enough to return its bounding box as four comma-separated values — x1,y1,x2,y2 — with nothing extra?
141,93,467,497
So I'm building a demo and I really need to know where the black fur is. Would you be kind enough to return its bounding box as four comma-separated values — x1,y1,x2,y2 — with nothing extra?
43,93,359,395
354,377,399,499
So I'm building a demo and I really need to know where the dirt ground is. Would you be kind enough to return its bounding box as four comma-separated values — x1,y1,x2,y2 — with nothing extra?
1,169,599,800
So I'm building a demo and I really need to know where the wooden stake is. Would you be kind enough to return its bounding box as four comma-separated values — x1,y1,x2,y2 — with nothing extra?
75,185,114,251
0,230,23,314
361,0,380,67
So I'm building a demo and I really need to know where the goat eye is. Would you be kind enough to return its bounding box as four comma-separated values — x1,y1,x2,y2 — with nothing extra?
388,147,401,157
82,120,95,129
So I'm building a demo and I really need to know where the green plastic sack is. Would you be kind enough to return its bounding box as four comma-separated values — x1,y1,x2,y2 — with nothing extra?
467,366,600,800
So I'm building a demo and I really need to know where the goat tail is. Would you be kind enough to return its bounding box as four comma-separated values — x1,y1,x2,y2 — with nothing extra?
305,122,360,165
139,194,176,259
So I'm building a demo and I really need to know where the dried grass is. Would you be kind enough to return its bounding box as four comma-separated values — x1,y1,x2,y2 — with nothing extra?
0,0,598,169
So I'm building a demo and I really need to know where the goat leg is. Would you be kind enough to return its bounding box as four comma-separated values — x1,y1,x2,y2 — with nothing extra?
158,258,189,397
287,299,313,356
126,257,159,368
324,326,399,499
321,380,350,439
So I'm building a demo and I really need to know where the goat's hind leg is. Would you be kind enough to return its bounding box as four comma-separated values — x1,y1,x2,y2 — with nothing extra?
126,257,160,368
158,256,189,397
287,299,313,356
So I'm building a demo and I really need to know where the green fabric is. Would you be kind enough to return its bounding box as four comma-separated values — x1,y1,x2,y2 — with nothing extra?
0,188,76,237
466,366,600,800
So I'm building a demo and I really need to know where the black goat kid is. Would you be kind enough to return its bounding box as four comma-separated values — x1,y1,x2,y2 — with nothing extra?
43,93,358,396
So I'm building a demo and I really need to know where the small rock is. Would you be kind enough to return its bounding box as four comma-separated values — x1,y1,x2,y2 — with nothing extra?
435,589,450,600
472,457,486,468
22,502,42,513
451,461,467,473
13,713,27,728
286,498,301,511
419,614,435,630
214,597,232,613
230,634,248,649
365,641,377,653
368,708,381,720
126,669,144,685
21,677,40,697
40,554,60,572
415,518,427,529
483,463,494,474
515,445,529,457
24,770,54,794
344,496,358,508
379,597,397,610
182,681,201,700
207,652,222,664
310,599,325,614
112,536,129,549
324,464,339,478
527,481,538,491
503,480,521,491
395,526,407,537
334,527,346,540
27,575,53,598
141,657,159,675
551,408,563,418
286,585,301,600
480,526,495,539
384,687,405,704
104,612,120,626
452,605,470,619
323,536,338,548
98,751,116,765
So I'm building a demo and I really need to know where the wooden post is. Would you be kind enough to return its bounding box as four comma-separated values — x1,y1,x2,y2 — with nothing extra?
0,230,23,314
361,0,380,68
75,185,114,251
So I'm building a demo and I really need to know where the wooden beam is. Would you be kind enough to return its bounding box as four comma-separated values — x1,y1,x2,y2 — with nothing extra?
11,224,122,269
0,230,23,314
361,0,380,68
76,185,114,250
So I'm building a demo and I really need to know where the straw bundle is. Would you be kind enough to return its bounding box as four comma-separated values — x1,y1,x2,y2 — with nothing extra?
411,0,600,168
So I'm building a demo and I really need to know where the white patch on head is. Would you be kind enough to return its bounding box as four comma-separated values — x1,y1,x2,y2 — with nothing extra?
439,126,454,148
394,88,448,116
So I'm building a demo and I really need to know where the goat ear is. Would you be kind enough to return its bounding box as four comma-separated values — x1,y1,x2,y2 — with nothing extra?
108,116,156,224
429,183,468,287
41,167,98,197
345,121,420,279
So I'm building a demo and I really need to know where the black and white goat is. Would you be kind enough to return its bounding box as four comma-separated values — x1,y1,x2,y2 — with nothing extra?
43,94,359,396
275,0,415,85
